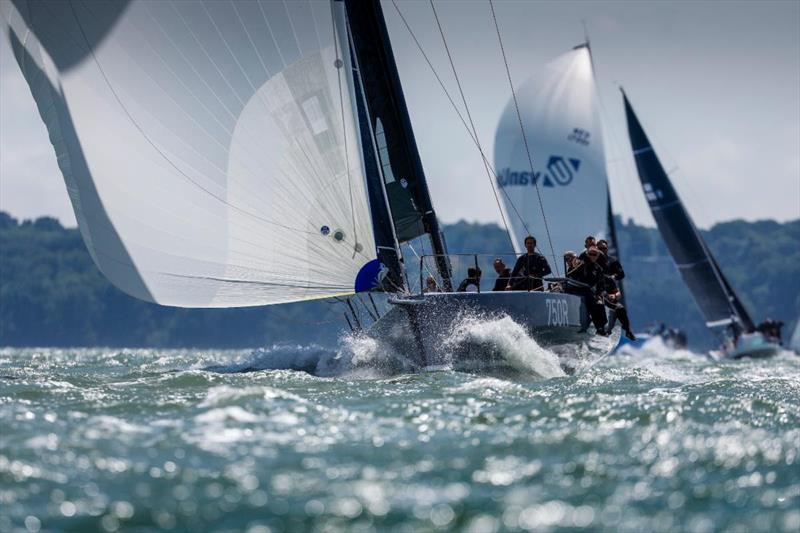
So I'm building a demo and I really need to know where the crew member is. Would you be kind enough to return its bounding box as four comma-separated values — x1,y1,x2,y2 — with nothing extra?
565,247,608,334
492,258,512,292
457,267,481,293
425,275,439,293
601,276,636,340
597,239,631,334
596,239,624,281
756,318,784,343
579,235,607,269
508,236,551,291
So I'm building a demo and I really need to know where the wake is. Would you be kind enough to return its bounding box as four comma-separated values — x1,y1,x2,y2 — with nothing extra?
207,313,587,380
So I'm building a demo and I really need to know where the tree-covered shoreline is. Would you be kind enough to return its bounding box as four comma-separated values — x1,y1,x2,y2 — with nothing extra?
1,211,797,349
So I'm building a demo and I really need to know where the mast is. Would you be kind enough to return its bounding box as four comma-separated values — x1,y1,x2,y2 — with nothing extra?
605,190,625,301
622,89,754,332
580,37,625,300
344,13,405,291
342,0,453,291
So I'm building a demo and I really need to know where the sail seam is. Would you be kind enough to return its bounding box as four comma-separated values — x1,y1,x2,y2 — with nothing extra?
65,0,321,240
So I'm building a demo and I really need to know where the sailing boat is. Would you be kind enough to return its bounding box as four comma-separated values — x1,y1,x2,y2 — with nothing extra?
622,91,781,359
3,0,606,370
495,44,610,262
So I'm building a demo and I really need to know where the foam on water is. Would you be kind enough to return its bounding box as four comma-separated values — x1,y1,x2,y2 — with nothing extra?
442,313,565,378
1,346,799,531
207,313,573,379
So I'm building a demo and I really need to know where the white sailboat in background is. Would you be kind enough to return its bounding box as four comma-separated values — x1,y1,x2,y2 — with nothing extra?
3,0,620,373
494,44,609,262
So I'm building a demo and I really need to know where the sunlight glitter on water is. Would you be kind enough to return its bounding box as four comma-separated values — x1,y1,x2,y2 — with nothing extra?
0,340,799,532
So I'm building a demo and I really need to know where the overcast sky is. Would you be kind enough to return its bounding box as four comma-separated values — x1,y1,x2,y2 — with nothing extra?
1,0,798,229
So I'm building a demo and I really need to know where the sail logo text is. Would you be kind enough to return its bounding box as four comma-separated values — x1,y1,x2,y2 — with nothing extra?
567,128,590,146
496,155,581,188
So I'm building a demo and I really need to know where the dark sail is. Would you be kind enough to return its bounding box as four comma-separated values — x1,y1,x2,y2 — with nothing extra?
343,0,452,289
349,39,404,290
622,91,754,331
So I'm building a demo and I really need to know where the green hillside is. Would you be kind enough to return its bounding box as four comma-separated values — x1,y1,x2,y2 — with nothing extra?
1,211,797,349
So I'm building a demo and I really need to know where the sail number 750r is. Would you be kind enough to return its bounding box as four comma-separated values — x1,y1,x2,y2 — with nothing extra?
546,298,569,327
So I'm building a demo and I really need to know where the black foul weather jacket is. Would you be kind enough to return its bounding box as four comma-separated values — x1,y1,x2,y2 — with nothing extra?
509,253,552,291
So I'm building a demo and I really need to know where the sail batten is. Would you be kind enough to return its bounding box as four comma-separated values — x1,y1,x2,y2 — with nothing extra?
3,0,380,308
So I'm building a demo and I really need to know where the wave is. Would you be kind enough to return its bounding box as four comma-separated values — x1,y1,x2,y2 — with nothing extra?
441,314,566,378
203,312,576,380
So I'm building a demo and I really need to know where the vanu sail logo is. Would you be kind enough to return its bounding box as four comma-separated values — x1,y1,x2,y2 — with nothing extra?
496,155,581,188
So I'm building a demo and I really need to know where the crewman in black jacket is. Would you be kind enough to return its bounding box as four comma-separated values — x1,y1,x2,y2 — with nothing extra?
508,236,551,291
492,258,512,291
579,236,607,269
457,267,481,293
597,239,635,339
601,276,636,340
565,248,608,334
597,240,624,281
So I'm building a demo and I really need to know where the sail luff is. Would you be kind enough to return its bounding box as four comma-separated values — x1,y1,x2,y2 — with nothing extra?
622,90,751,330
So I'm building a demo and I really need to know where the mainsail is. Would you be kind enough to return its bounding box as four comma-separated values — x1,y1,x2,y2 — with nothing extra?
623,91,755,331
344,0,451,289
2,0,381,307
494,45,609,261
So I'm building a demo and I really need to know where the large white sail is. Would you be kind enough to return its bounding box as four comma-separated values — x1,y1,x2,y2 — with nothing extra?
494,46,608,263
2,0,379,307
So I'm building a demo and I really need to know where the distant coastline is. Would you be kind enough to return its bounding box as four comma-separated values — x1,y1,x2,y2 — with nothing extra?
1,211,797,349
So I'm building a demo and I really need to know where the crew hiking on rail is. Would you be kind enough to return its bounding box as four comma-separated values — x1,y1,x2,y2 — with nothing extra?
486,234,635,339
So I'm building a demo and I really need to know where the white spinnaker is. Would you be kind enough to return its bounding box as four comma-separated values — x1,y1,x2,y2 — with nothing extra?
1,0,376,307
494,47,608,260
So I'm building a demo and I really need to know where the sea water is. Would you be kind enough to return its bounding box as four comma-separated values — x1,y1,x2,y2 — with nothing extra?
1,318,798,532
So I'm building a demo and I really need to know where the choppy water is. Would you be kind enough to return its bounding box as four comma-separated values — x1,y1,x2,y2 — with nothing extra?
1,319,799,532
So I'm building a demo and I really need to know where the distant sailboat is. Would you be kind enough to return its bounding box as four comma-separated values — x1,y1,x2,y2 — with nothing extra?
3,0,614,371
622,91,781,359
494,44,609,266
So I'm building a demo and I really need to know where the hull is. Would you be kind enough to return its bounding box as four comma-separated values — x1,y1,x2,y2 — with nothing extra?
366,291,594,374
722,333,782,360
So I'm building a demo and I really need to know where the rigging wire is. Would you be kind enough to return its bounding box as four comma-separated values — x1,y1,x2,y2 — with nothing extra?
427,0,513,247
390,0,529,248
488,0,560,275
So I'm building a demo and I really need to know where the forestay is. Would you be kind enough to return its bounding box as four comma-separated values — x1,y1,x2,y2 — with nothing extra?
2,0,379,307
494,46,608,259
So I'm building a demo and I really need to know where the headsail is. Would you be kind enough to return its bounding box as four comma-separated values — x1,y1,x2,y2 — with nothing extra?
2,0,379,307
494,46,608,260
622,91,754,331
